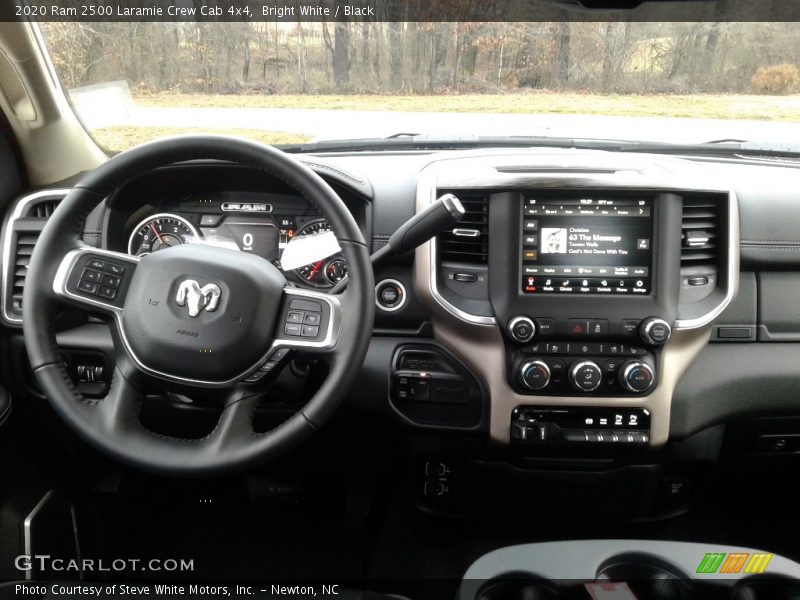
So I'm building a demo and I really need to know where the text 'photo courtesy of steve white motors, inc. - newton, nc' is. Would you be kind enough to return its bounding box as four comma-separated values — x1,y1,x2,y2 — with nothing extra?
13,2,376,19
12,582,345,598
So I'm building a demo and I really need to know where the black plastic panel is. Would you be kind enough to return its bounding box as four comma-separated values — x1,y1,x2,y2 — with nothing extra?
758,272,800,341
671,343,800,440
388,343,486,430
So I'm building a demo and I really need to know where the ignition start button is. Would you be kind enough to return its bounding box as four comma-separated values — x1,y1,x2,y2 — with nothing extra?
375,279,407,312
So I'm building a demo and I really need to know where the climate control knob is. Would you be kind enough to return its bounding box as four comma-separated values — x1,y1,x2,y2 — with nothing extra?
508,316,536,343
519,360,551,391
619,360,655,393
568,360,602,392
639,317,672,346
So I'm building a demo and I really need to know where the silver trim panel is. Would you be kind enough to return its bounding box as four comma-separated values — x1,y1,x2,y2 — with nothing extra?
1,189,71,325
413,151,732,447
674,190,740,330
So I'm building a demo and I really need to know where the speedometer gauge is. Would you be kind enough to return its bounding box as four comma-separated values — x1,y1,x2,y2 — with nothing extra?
128,213,199,256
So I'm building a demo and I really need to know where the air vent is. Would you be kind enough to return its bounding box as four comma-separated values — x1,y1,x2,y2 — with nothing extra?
3,192,65,322
681,196,721,268
437,192,489,264
32,199,60,219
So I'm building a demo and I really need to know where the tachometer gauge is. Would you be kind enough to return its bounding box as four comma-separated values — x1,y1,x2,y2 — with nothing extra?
128,213,199,256
291,219,346,288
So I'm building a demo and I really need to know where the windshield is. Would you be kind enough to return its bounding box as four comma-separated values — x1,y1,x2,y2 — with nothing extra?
39,20,800,152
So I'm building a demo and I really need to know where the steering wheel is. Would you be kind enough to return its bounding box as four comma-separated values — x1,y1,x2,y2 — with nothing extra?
22,136,374,476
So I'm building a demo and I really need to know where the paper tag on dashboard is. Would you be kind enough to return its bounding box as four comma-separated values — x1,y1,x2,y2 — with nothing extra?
280,231,342,271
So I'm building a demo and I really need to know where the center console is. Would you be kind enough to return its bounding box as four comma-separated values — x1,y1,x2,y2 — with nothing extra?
414,152,738,449
460,540,800,600
488,189,682,449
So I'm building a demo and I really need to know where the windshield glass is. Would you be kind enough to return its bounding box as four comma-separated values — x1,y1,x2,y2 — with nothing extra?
40,21,800,152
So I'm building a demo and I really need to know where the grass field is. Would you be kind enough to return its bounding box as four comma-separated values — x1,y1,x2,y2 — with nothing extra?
92,126,312,153
135,91,800,122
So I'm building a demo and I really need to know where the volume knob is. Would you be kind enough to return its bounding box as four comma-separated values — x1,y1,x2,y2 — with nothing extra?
508,316,536,343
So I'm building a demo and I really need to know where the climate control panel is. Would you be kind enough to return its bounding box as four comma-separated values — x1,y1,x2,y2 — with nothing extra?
511,341,657,396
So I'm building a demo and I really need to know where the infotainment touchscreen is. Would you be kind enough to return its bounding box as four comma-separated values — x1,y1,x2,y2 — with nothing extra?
520,195,653,295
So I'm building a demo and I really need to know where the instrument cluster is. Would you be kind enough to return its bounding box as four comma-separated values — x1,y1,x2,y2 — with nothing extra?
124,197,347,290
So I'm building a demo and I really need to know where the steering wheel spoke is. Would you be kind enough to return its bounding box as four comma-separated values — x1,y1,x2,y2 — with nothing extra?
52,246,140,316
93,365,146,436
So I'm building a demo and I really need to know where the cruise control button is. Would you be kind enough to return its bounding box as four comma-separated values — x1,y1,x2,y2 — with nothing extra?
284,323,302,336
301,325,319,338
286,311,304,324
87,259,106,271
81,269,103,283
78,280,98,294
303,312,321,325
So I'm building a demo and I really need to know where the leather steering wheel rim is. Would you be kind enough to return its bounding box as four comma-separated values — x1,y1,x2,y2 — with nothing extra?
22,135,374,476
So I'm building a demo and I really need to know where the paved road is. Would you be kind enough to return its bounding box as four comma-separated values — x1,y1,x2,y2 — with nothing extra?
116,105,800,145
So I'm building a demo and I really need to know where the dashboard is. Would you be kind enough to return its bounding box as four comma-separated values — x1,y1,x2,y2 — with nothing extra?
3,147,800,468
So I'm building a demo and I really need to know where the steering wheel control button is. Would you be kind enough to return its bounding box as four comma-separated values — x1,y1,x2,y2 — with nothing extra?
63,253,139,309
619,360,656,393
98,286,117,300
284,323,302,336
103,263,126,276
303,312,321,326
101,274,121,288
640,317,672,346
81,269,103,284
286,311,304,324
375,279,407,312
568,360,602,392
78,280,98,294
519,360,551,391
508,316,536,343
289,298,322,312
282,301,325,339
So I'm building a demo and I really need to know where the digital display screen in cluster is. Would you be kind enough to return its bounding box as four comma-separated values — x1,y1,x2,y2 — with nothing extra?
520,196,653,295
